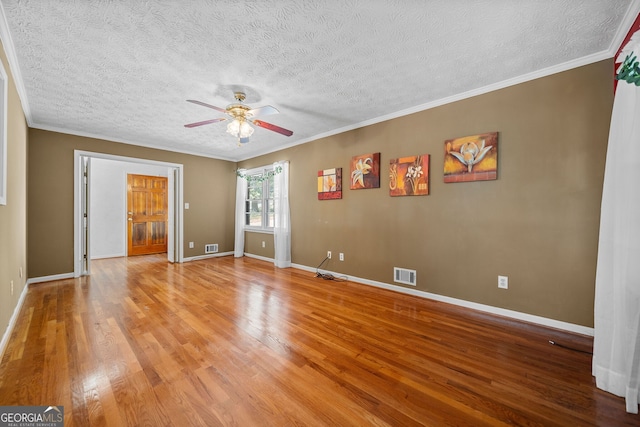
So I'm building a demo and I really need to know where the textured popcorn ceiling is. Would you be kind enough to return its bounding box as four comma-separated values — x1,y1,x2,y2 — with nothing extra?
1,0,638,161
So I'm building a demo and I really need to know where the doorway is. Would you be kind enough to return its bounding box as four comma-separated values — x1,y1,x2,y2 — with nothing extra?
74,150,184,277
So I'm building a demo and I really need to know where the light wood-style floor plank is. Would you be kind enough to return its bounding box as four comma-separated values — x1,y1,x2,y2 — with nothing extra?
0,255,637,426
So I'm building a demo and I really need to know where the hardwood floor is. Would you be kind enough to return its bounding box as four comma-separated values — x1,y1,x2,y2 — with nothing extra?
0,255,637,426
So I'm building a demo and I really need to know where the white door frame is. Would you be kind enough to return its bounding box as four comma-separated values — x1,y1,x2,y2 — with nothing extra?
73,150,184,277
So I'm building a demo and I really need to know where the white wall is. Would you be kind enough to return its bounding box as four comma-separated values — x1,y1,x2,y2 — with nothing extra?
90,158,168,259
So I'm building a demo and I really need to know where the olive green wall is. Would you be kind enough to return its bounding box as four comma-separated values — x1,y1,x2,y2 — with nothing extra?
0,40,28,342
240,60,613,327
27,130,236,278
244,231,275,259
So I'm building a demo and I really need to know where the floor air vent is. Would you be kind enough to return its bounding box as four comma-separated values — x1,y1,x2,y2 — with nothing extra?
394,267,417,286
205,244,218,254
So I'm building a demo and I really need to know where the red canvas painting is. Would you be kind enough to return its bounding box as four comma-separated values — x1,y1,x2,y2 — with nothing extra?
317,168,342,200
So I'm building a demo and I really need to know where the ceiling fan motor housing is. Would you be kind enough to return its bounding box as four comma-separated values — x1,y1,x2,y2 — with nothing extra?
227,103,252,120
227,92,252,119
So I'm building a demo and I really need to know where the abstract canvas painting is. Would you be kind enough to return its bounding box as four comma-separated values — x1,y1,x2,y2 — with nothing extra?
389,155,429,197
318,168,342,200
444,132,498,183
350,152,381,189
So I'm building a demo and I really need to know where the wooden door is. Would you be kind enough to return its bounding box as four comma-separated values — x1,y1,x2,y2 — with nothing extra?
127,174,168,256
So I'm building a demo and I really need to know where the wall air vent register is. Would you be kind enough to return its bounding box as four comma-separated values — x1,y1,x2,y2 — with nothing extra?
394,267,417,286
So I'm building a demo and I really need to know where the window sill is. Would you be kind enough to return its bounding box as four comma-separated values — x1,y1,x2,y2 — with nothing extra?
244,228,274,235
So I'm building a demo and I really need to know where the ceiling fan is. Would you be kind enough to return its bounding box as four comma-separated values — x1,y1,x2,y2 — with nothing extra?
184,91,293,144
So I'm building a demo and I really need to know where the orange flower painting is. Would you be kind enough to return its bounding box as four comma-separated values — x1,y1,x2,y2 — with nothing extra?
350,152,380,189
444,132,498,183
389,155,429,197
318,168,342,200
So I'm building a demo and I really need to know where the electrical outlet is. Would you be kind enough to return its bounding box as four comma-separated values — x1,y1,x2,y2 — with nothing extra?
10,280,14,296
262,241,266,248
339,253,344,261
189,241,194,248
498,275,509,289
327,251,332,259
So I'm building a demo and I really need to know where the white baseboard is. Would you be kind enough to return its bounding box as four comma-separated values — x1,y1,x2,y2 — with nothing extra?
27,272,75,285
91,253,125,260
291,262,594,337
183,251,234,262
0,281,29,361
243,253,274,263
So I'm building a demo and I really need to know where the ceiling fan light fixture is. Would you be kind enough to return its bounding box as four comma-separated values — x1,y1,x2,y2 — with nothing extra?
240,121,254,138
226,119,254,138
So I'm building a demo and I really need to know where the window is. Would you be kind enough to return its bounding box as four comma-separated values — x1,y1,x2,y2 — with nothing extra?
244,166,275,231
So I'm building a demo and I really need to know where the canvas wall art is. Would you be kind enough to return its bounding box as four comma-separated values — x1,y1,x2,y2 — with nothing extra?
389,154,429,197
350,152,381,190
444,132,498,183
318,168,342,200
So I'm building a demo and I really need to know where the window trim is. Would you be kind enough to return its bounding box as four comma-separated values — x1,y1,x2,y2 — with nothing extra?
243,165,275,233
0,59,7,205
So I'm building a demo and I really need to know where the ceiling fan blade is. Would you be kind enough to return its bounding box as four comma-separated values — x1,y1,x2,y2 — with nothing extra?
186,99,227,113
252,119,293,137
184,118,227,128
248,105,279,117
